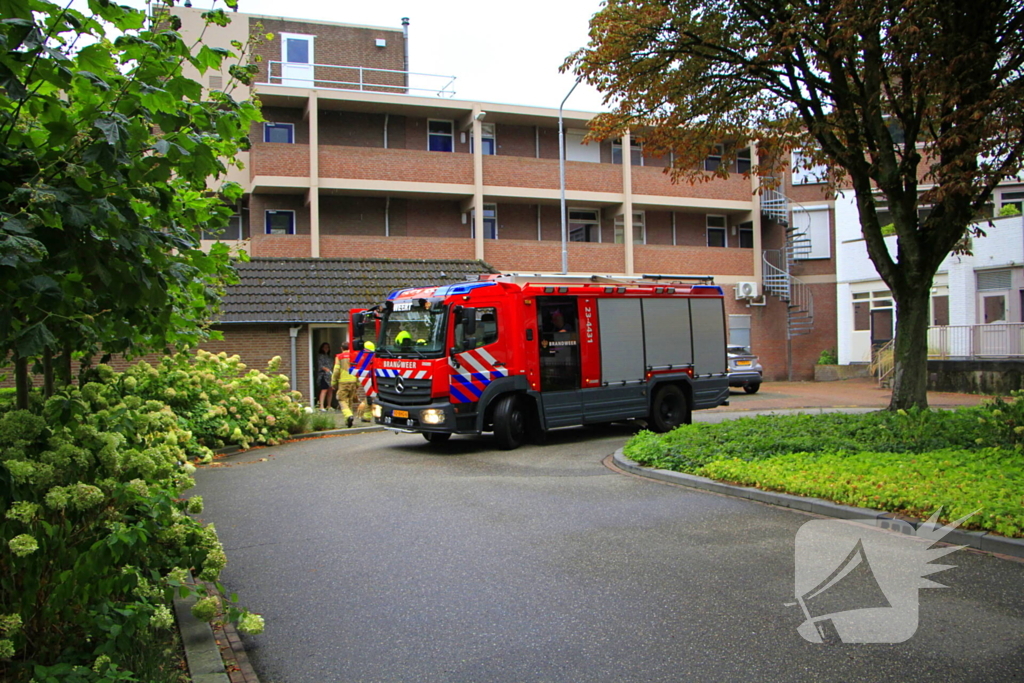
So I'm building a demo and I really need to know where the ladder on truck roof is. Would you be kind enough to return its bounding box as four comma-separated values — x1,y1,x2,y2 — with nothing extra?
482,273,715,287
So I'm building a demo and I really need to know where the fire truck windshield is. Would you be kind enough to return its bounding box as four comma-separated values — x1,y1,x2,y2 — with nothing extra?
377,300,447,358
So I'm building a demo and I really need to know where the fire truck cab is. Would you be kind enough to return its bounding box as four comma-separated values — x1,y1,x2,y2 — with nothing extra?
368,273,729,449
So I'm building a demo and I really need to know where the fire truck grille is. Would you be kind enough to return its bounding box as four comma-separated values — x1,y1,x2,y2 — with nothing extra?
376,376,433,406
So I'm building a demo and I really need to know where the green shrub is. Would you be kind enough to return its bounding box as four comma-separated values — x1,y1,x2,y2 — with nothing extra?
816,348,838,365
624,400,1024,536
999,203,1022,217
307,412,336,433
120,350,306,452
0,383,262,682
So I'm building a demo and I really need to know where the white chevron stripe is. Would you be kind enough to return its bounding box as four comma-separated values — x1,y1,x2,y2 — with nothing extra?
475,347,499,366
459,350,490,375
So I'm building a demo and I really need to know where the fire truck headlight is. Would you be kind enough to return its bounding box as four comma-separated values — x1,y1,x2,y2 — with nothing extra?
372,403,383,419
420,409,446,425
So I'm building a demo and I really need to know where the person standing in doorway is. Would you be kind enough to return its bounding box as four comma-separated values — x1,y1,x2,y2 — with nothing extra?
316,342,334,411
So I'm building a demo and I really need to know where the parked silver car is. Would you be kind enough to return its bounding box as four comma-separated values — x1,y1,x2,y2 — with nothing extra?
727,345,763,393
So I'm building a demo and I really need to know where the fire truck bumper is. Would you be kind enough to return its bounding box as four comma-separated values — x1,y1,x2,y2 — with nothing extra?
374,399,478,435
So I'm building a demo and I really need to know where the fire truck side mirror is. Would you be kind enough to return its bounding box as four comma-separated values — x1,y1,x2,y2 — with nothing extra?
464,309,477,336
353,313,365,338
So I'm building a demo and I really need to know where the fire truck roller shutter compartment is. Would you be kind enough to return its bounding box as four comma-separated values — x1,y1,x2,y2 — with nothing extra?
597,298,646,383
690,297,729,408
642,298,693,368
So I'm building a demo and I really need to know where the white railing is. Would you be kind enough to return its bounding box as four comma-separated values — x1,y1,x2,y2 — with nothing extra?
928,323,1024,359
263,62,457,98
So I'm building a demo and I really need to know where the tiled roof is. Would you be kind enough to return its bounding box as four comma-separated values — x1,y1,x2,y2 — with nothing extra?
218,257,500,324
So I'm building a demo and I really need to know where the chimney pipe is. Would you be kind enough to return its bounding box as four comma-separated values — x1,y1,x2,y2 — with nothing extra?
401,17,409,92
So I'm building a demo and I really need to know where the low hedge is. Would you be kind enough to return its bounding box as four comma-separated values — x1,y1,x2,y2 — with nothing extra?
624,398,1024,537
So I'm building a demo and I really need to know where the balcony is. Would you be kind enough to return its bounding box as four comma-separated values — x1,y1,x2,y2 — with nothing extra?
262,62,456,98
250,144,311,181
319,146,474,189
928,323,1024,359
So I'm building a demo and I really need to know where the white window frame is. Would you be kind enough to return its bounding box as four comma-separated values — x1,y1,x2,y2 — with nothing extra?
265,210,296,235
427,119,455,152
202,213,243,241
704,144,724,172
568,208,601,243
791,205,831,259
614,211,645,244
791,149,829,185
706,214,727,247
470,123,496,155
470,204,497,239
612,138,643,166
263,122,295,144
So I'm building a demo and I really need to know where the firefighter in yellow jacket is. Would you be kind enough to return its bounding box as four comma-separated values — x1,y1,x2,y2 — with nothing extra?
331,342,360,429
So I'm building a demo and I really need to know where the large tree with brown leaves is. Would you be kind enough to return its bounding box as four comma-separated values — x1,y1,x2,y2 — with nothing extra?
567,0,1024,409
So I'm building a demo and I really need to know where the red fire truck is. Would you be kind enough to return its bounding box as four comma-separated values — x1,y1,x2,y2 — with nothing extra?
355,273,729,449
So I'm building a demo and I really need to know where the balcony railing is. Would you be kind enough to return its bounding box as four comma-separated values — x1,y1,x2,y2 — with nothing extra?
263,62,457,98
928,323,1024,359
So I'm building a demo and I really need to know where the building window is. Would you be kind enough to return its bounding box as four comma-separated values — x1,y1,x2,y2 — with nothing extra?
984,295,1007,323
1000,191,1024,214
707,214,727,247
263,123,294,144
791,148,828,185
738,222,754,249
614,211,645,244
569,209,600,243
455,307,499,349
428,120,454,152
470,204,497,239
932,295,949,326
704,144,723,172
791,206,831,259
728,314,752,349
612,138,643,166
736,147,752,173
265,210,295,235
470,123,496,155
202,214,242,241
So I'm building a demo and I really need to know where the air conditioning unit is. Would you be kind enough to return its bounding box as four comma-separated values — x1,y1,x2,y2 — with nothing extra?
735,281,759,299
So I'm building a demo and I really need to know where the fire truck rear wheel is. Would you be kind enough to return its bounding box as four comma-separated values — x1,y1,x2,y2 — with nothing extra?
649,385,691,433
493,395,527,450
423,432,451,444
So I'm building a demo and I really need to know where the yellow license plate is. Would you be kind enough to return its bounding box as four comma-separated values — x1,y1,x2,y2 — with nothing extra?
393,410,409,419
737,360,751,366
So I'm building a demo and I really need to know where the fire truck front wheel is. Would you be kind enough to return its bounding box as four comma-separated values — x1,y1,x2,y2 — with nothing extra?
649,384,691,433
492,395,527,450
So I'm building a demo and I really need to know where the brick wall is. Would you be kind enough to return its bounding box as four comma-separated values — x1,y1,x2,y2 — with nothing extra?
256,106,310,143
320,196,387,235
319,146,474,185
249,195,310,235
319,110,387,147
249,234,313,257
673,212,710,247
645,211,673,245
405,200,465,237
252,18,405,92
635,244,755,277
633,166,752,202
495,123,537,158
319,235,475,260
250,144,310,179
494,203,540,241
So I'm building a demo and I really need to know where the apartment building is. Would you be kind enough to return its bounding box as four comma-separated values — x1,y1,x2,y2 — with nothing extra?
172,6,838,398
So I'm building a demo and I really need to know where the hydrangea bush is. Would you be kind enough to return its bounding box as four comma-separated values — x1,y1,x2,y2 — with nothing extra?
0,354,290,680
120,351,305,455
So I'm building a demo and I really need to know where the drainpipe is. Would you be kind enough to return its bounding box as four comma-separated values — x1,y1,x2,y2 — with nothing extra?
289,326,301,393
401,17,410,91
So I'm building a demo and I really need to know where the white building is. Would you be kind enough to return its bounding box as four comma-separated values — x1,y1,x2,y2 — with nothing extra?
835,189,1024,365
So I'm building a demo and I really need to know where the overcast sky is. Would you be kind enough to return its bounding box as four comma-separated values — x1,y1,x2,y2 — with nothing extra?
156,0,610,112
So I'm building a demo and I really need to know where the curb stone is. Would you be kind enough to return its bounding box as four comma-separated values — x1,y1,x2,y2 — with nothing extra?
172,581,230,683
612,448,1024,559
212,424,386,456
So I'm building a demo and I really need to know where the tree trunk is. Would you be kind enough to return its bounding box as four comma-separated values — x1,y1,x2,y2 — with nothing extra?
14,355,29,410
42,346,54,398
888,285,931,410
58,341,73,388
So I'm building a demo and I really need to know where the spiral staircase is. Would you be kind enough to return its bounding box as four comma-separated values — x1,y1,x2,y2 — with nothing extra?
759,186,815,342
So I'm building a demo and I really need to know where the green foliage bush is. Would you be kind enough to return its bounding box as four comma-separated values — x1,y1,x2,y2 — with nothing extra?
816,348,838,365
624,397,1024,536
122,351,306,454
0,385,262,682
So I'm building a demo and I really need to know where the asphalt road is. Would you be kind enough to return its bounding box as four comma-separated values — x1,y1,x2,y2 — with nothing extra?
192,424,1024,683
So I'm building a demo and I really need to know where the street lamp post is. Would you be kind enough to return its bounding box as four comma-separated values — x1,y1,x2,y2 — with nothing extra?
558,79,581,275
